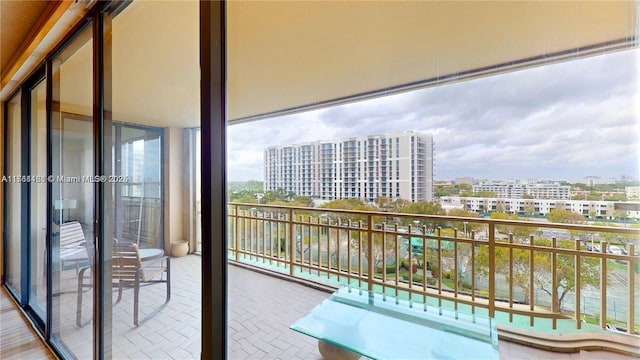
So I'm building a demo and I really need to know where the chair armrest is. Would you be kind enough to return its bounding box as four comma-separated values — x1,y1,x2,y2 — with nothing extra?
139,255,169,270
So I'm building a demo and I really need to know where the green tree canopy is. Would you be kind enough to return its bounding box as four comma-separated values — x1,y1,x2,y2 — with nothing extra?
399,201,446,231
459,183,472,191
319,198,365,210
547,209,585,224
490,212,532,240
374,196,391,210
476,238,599,309
447,209,481,235
292,196,314,208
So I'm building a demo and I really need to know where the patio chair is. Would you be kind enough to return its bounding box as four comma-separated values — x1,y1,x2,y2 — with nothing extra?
76,239,171,327
59,221,89,273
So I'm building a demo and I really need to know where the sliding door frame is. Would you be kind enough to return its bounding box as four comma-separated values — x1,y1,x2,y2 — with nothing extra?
2,1,227,358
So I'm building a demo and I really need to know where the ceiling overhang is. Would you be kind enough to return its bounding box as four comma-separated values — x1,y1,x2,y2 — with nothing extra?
0,0,90,101
1,1,637,124
227,1,638,123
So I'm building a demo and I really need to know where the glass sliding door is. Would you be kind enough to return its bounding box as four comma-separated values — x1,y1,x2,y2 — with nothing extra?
29,77,48,321
4,92,22,299
114,124,163,249
105,1,201,358
50,25,94,359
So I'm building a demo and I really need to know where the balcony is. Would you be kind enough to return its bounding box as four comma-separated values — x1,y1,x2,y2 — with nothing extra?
225,202,640,357
32,201,639,359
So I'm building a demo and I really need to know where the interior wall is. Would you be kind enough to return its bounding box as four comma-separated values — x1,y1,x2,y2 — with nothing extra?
164,127,184,252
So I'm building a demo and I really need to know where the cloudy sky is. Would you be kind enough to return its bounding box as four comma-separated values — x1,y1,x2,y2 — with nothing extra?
228,49,639,182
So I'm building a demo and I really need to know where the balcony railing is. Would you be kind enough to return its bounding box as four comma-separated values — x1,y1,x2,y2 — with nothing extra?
227,202,640,348
229,203,640,334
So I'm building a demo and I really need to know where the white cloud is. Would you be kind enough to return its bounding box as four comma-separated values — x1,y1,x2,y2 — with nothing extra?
228,49,640,182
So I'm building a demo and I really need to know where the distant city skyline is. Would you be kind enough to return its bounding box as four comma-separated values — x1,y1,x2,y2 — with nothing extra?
228,49,639,182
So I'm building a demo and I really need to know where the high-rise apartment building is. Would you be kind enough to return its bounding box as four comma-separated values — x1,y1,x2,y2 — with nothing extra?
264,132,434,202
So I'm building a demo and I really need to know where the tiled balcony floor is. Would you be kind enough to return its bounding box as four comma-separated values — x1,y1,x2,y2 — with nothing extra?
3,254,636,359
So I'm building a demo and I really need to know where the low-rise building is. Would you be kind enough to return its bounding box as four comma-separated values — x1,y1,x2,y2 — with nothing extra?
440,196,637,219
625,186,640,200
472,182,570,199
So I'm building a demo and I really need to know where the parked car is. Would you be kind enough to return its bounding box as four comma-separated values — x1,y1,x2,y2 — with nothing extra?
608,245,627,255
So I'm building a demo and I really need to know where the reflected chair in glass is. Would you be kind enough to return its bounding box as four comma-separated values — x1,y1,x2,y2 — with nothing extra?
76,239,171,326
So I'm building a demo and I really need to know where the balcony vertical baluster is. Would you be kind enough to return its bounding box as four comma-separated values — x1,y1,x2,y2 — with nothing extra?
437,227,443,308
235,204,239,261
508,233,514,322
318,217,322,277
262,214,266,265
289,208,294,276
276,213,281,268
367,214,373,292
268,212,273,266
395,223,400,298
471,229,476,314
242,210,247,259
327,218,331,280
529,235,535,326
488,223,496,318
575,238,582,330
551,237,558,330
308,216,313,275
600,241,608,329
453,228,459,311
337,219,341,282
382,223,387,292
250,209,254,261
347,220,352,284
422,225,427,306
408,224,413,299
628,244,636,335
359,220,363,288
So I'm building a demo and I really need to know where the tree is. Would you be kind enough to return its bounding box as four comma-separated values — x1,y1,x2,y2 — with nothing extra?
235,194,258,204
399,201,446,231
604,194,627,201
292,196,314,208
351,204,378,223
533,239,599,311
352,231,397,272
447,209,481,235
490,212,532,241
434,184,459,197
471,191,496,198
523,204,536,216
260,188,291,204
477,238,599,308
547,209,585,224
459,183,472,192
547,209,585,240
388,199,411,212
374,196,391,210
319,198,364,210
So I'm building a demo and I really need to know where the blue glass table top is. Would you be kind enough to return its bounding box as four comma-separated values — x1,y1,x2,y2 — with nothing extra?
290,287,499,360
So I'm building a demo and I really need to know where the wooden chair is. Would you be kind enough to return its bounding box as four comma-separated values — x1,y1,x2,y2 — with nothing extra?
76,240,170,327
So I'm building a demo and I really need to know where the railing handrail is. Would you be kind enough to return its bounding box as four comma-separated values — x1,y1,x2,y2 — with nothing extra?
229,201,640,235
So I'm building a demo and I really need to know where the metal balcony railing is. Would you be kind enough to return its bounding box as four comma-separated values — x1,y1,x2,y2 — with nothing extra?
227,202,640,341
